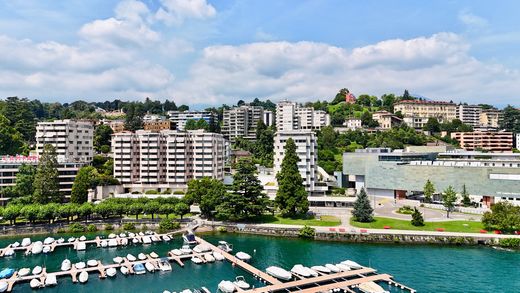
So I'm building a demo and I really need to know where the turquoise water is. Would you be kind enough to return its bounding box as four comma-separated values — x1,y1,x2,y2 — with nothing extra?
0,232,518,292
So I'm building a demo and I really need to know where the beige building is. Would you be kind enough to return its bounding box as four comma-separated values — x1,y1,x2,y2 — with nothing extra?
103,120,125,133
143,120,172,131
394,100,456,128
222,105,264,142
451,131,513,152
276,100,330,131
36,120,94,163
344,118,362,130
480,109,501,129
372,110,403,129
112,130,226,189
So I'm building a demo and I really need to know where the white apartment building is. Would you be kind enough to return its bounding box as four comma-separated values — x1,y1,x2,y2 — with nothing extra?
167,110,216,131
112,130,226,190
456,104,482,127
263,110,275,127
36,120,94,163
344,118,362,130
274,131,318,193
394,100,457,129
276,100,330,132
222,105,264,141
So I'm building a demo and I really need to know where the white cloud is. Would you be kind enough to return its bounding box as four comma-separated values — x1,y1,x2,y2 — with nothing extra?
155,0,216,26
458,11,489,29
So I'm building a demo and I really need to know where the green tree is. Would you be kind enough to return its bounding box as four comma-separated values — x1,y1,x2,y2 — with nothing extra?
13,164,36,197
94,202,113,219
21,205,39,224
442,185,458,218
423,118,441,133
174,202,190,219
94,124,113,152
482,202,520,231
275,138,309,217
128,202,144,220
0,114,24,155
352,188,374,222
159,204,176,219
423,179,435,203
77,202,94,223
38,203,58,223
144,201,161,220
71,166,99,204
411,207,425,226
461,184,471,207
3,205,21,225
331,88,349,104
185,178,226,218
33,144,61,203
500,105,520,132
217,158,268,221
59,204,78,222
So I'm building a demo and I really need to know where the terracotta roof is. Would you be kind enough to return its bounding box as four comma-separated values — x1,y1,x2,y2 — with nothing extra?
396,99,455,105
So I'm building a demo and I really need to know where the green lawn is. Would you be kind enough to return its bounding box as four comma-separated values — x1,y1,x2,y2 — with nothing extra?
350,216,485,233
251,214,341,226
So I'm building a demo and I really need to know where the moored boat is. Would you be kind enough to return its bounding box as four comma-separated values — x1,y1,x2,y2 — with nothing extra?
79,235,86,241
358,281,390,293
120,266,129,275
266,266,292,281
142,236,152,244
106,267,117,277
31,241,43,254
183,230,197,245
193,244,210,253
341,260,362,269
191,256,203,264
291,264,312,278
56,238,65,244
145,262,155,272
67,237,75,243
119,233,126,238
87,260,98,267
79,271,89,283
0,269,14,279
43,237,55,245
75,262,86,269
311,265,331,274
235,252,251,262
121,238,128,246
204,253,215,262
42,245,51,254
213,251,225,261
21,238,31,247
180,245,192,255
18,268,30,277
132,238,139,244
108,239,118,247
11,242,19,248
29,279,42,289
45,274,57,286
150,252,159,258
108,233,116,239
113,256,123,264
217,280,235,293
127,254,137,261
138,253,147,260
163,235,171,241
3,249,14,257
61,259,71,271
32,266,42,275
171,249,182,256
325,264,340,273
335,263,351,271
0,281,7,293
101,240,108,248
233,276,250,289
159,258,172,271
133,263,146,275
217,241,233,252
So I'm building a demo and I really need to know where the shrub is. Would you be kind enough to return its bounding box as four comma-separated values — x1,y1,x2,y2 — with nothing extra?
68,223,86,233
122,222,136,231
173,190,185,195
131,191,141,194
145,190,159,194
298,225,316,239
411,207,425,226
499,238,520,248
104,224,114,231
217,226,228,233
141,224,148,231
159,218,181,232
162,188,172,194
86,224,98,232
397,205,414,215
57,228,67,234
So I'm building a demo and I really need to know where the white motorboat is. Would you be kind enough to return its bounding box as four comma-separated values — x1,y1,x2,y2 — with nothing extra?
191,256,203,264
45,274,57,286
235,252,251,262
233,276,250,289
162,235,171,241
108,233,116,239
43,237,55,245
150,252,159,258
142,236,152,244
101,240,108,248
32,266,42,275
213,251,225,261
200,287,211,293
358,281,390,293
129,232,136,237
120,266,129,275
180,245,192,255
18,268,30,277
341,260,362,269
204,253,215,263
325,264,340,273
31,241,43,254
183,230,197,245
79,235,87,241
133,263,146,275
21,238,31,247
121,238,128,246
217,280,235,293
193,244,210,253
159,258,172,271
291,264,312,278
61,259,71,271
335,263,351,271
145,262,155,272
75,262,86,269
76,242,86,251
113,256,123,264
87,260,98,267
151,235,160,242
126,254,137,261
106,267,117,277
171,249,183,256
266,266,292,281
79,271,89,283
119,233,126,238
138,232,144,236
56,238,65,244
0,281,7,293
43,245,51,254
11,242,20,248
132,238,139,244
138,253,147,260
311,265,331,274
108,239,118,247
217,241,233,252
67,237,75,243
3,249,14,257
29,279,41,289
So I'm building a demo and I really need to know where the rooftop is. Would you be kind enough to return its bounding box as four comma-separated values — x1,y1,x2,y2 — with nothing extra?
395,99,455,105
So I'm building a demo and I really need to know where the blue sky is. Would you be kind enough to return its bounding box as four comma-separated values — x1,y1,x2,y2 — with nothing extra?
0,0,519,107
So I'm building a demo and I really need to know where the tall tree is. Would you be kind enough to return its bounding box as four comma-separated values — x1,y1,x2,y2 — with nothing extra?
13,164,36,197
94,124,113,153
442,185,458,218
33,144,61,203
70,166,99,204
275,138,309,216
423,179,435,203
500,105,520,132
461,184,471,207
185,178,226,218
352,188,374,222
423,118,441,133
0,114,24,155
216,158,268,220
124,103,144,131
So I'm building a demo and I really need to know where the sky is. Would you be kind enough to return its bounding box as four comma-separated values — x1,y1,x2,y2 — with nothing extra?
0,0,519,107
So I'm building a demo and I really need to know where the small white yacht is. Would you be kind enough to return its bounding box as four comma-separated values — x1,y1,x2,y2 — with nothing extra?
133,263,146,275
233,276,250,289
106,267,117,277
358,281,390,293
101,240,108,248
75,262,86,269
159,258,172,271
213,251,225,261
129,232,136,238
291,264,312,278
108,233,116,239
79,271,89,283
180,245,192,255
87,260,98,267
119,233,126,238
31,241,43,254
43,237,55,245
341,260,362,269
132,238,139,244
183,230,197,245
266,266,292,281
29,279,42,289
203,254,215,263
18,268,30,277
45,274,57,286
126,254,137,261
150,252,159,258
120,266,129,275
235,252,251,262
142,236,152,244
42,245,51,254
217,280,235,293
108,239,118,247
56,238,65,244
21,238,31,247
0,281,7,293
79,235,87,241
191,256,203,264
171,249,183,256
3,249,14,257
121,238,128,246
162,235,171,241
32,266,42,275
311,265,331,274
145,262,155,272
335,263,351,272
61,259,71,271
325,264,340,273
113,256,123,264
138,253,147,260
193,244,210,253
67,237,75,243
217,241,233,252
11,242,19,248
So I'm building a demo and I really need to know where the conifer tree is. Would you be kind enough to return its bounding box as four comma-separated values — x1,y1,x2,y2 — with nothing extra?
411,207,425,226
352,188,374,222
33,144,61,203
275,138,309,217
423,179,435,203
461,184,471,207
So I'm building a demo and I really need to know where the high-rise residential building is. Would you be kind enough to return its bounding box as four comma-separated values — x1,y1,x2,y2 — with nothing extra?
451,131,513,152
394,100,457,129
36,120,94,163
276,100,330,132
222,105,264,141
273,131,318,193
480,109,502,129
167,110,217,131
456,104,482,127
112,130,226,189
263,110,275,127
